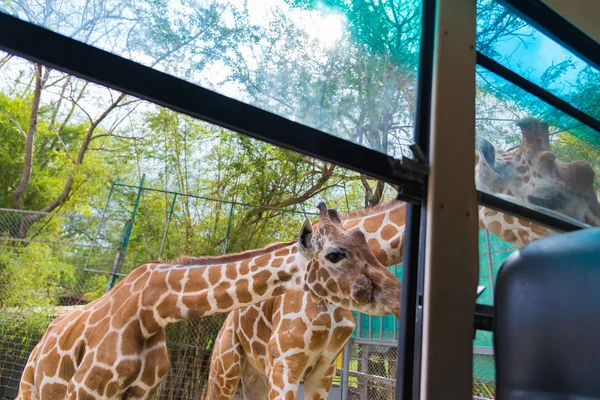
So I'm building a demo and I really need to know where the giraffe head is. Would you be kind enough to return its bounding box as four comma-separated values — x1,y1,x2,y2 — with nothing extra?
476,117,600,226
300,202,401,317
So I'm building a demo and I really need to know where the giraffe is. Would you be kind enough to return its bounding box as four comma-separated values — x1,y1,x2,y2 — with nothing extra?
476,116,600,246
207,117,600,400
16,203,401,400
207,201,406,400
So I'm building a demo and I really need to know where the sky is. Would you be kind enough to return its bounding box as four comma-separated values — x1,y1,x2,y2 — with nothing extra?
1,0,598,153
492,19,588,96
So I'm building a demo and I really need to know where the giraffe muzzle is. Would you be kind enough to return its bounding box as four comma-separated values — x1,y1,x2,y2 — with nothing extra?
350,275,373,305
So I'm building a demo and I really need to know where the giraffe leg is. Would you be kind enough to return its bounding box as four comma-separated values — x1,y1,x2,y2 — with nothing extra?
240,363,268,400
122,331,171,399
207,315,245,400
303,363,337,400
267,353,306,400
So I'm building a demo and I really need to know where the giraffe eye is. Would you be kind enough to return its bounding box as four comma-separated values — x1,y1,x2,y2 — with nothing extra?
325,251,345,263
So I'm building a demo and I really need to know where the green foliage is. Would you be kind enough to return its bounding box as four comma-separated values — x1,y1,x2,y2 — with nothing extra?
0,7,600,400
0,308,55,359
0,93,36,209
0,243,77,307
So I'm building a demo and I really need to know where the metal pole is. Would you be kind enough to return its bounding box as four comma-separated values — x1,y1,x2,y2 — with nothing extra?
111,182,319,216
341,341,351,400
484,230,495,304
395,0,436,397
84,182,115,271
396,204,423,400
107,174,145,290
222,203,235,254
159,193,177,259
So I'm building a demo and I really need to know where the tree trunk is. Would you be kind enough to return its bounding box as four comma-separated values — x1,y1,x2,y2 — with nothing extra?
12,90,126,238
360,175,386,208
12,64,45,210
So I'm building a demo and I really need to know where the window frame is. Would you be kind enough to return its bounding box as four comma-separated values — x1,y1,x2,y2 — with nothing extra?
3,0,600,399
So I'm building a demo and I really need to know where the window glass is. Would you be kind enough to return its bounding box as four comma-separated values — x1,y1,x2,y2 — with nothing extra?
0,50,405,399
473,228,513,399
1,0,423,158
477,0,600,122
474,6,600,396
475,65,600,228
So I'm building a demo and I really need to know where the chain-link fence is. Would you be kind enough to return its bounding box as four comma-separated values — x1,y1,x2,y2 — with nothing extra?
0,182,319,400
0,207,126,399
473,349,496,400
337,340,397,400
0,188,517,400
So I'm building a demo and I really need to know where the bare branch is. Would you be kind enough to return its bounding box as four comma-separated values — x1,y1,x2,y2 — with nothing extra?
5,114,28,138
276,164,337,208
0,54,13,70
77,93,127,164
57,81,88,135
48,75,71,132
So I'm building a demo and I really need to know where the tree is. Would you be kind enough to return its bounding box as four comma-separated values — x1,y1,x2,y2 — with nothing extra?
2,61,134,237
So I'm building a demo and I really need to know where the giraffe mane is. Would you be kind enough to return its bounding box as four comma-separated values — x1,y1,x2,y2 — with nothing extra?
340,199,403,220
167,240,297,266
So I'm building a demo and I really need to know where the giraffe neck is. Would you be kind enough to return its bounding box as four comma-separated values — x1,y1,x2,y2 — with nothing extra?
138,241,306,332
343,198,550,257
342,200,406,265
477,205,549,248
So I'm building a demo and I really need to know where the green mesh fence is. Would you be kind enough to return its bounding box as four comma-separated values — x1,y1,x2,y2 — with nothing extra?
346,229,516,400
351,266,402,341
473,229,516,399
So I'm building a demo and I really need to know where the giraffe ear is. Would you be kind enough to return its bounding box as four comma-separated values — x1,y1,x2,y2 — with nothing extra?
299,218,314,252
476,136,496,167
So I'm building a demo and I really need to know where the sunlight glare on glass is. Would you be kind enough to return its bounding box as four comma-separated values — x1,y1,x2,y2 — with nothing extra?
305,11,345,48
242,0,345,49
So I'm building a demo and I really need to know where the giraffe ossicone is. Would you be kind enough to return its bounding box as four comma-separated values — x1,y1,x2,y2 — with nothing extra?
17,202,400,400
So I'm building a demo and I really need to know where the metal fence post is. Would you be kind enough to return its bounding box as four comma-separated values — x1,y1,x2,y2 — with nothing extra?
107,174,145,290
84,182,115,272
484,230,495,301
159,193,177,259
341,341,351,400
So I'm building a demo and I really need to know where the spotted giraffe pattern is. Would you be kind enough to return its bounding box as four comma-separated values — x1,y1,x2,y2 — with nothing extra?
477,117,600,246
208,117,600,400
207,202,406,400
17,203,401,400
477,204,548,247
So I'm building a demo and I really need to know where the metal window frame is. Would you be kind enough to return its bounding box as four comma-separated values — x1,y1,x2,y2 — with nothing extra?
477,53,600,134
498,0,600,72
3,0,600,398
395,0,436,398
0,13,424,195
